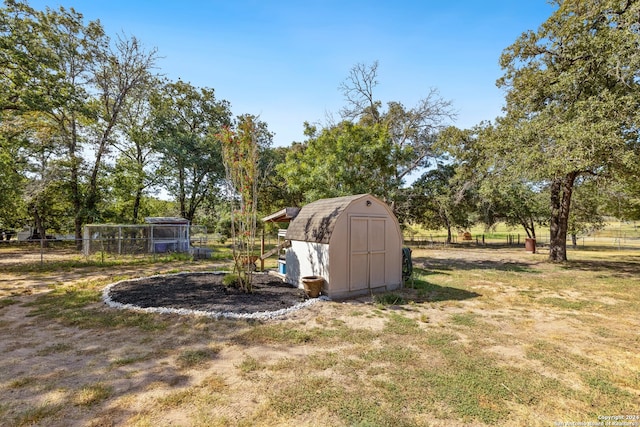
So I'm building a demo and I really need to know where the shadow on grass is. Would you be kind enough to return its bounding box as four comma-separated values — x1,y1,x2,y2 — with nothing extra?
415,256,538,274
561,257,640,278
401,278,482,303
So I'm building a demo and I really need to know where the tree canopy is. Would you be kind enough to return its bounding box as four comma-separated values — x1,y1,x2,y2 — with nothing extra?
278,61,455,211
2,0,640,255
493,0,640,261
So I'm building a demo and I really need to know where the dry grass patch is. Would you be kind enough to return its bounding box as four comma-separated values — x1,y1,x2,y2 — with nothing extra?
1,246,639,425
73,383,113,407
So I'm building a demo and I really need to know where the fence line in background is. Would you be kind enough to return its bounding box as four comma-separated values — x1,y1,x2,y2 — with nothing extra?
1,232,640,266
403,233,640,250
0,236,214,267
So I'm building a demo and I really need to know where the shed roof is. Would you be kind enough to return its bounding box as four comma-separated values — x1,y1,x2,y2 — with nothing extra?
262,207,301,223
144,217,190,225
285,194,370,244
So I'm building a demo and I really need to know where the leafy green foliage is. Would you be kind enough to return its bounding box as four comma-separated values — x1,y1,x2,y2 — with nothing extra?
108,77,165,223
406,164,476,242
0,130,28,229
221,273,240,288
278,121,394,202
340,62,455,197
1,2,159,242
151,80,231,222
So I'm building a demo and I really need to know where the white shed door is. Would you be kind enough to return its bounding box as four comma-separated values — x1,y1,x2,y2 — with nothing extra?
349,217,387,291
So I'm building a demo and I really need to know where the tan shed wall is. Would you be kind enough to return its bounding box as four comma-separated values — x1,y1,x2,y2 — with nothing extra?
326,198,402,298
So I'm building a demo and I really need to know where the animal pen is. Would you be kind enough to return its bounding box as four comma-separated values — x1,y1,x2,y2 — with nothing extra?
83,217,194,256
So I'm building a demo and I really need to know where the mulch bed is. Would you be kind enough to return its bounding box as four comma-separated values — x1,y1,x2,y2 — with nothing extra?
107,272,308,314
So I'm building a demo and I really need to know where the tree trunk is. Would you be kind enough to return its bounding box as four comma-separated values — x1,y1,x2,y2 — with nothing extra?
132,189,142,223
520,218,535,239
33,204,48,248
69,120,84,250
178,167,186,219
548,172,577,262
132,145,144,223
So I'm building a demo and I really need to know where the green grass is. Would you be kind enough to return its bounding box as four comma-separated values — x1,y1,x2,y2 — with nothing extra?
449,312,478,327
373,292,406,305
0,254,192,274
8,376,39,389
24,282,169,331
237,355,262,374
154,374,227,412
404,220,640,250
109,354,152,367
582,370,638,414
177,347,221,369
235,324,317,345
361,345,418,363
383,312,421,335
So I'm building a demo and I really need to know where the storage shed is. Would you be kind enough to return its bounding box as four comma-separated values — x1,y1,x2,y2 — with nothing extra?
284,194,403,299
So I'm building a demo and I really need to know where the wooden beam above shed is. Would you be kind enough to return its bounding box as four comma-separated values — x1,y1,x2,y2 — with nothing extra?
261,207,301,223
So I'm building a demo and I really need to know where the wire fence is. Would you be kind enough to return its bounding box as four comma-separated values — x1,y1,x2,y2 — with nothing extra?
0,236,215,267
2,229,639,268
0,232,283,267
403,232,640,250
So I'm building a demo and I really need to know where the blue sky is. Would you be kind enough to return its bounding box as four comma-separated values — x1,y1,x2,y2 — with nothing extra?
29,0,555,147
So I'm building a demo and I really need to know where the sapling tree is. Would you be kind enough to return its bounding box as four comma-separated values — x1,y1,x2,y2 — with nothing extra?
219,115,262,292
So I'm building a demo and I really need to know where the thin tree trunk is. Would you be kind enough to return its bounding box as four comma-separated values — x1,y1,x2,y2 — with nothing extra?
530,219,536,240
179,167,186,219
132,189,142,223
520,218,534,239
69,119,84,250
33,204,48,248
548,172,577,262
132,145,144,223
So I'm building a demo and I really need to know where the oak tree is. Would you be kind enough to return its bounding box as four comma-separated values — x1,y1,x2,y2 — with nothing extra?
497,0,640,261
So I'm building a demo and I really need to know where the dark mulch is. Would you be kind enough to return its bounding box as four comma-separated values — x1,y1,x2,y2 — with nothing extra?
107,272,308,314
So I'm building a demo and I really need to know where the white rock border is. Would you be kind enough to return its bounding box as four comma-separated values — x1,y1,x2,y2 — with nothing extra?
102,271,329,320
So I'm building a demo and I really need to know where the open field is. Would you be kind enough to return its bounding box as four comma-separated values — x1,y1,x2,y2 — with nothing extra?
405,221,640,249
0,245,639,426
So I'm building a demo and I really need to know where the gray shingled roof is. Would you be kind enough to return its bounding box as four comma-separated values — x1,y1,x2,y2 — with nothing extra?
284,194,368,243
